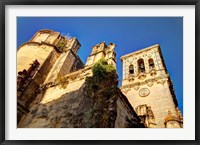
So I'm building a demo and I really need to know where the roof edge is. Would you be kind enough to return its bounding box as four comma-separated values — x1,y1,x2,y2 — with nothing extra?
120,44,160,60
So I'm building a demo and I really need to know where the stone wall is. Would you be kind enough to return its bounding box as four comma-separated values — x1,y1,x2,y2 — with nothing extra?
18,79,143,128
17,43,60,123
43,50,84,84
121,77,181,128
18,79,86,128
115,91,144,128
18,63,144,128
17,43,57,72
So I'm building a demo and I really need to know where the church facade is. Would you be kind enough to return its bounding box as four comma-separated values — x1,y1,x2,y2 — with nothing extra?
120,45,183,128
17,29,183,128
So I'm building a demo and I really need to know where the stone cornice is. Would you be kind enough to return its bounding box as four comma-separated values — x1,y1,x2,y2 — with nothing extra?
17,41,57,52
120,75,169,90
28,29,55,42
125,68,167,78
89,50,105,57
120,44,160,60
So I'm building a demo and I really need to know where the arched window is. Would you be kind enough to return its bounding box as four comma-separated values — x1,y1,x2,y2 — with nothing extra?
129,64,134,74
148,58,155,69
138,59,145,73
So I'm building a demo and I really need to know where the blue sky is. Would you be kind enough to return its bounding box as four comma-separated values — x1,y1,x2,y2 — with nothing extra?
17,17,183,114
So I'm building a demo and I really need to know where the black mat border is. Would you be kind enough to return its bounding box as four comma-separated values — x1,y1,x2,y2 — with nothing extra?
0,0,199,145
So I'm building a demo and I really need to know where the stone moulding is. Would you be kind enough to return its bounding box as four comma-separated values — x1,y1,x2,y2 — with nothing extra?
164,115,182,125
147,81,154,87
123,68,167,79
133,85,140,90
28,29,53,42
17,41,58,52
138,74,146,80
120,44,160,60
37,66,93,94
120,75,169,90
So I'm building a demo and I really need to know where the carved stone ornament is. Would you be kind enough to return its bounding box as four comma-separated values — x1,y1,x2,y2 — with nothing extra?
157,79,166,85
128,76,134,82
138,74,146,80
129,78,134,82
129,60,133,63
150,71,157,77
148,54,152,58
139,88,150,97
147,81,154,87
134,85,140,90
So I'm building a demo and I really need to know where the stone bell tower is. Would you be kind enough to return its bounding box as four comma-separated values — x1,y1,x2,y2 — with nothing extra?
120,44,183,128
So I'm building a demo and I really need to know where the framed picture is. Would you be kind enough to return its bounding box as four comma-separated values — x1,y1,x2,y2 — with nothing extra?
1,0,199,145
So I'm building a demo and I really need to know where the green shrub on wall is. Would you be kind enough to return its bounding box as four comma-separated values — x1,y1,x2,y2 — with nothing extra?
84,59,118,127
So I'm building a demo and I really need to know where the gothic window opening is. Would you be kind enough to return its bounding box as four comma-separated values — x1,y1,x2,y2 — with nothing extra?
148,58,155,69
138,59,145,73
129,64,134,74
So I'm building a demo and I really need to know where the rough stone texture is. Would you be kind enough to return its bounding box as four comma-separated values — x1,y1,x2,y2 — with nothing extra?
17,43,56,73
44,50,84,84
57,50,83,77
17,30,84,123
18,79,86,128
18,76,143,128
17,44,59,109
85,42,116,67
121,82,178,128
30,29,60,45
115,92,144,128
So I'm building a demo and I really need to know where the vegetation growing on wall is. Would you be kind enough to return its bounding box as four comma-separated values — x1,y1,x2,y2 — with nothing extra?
84,59,118,127
56,38,67,52
55,74,69,89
